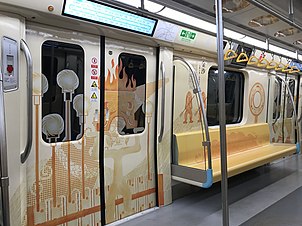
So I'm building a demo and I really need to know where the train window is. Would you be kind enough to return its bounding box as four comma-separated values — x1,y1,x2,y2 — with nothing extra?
286,79,295,118
273,78,282,120
117,53,146,135
41,41,84,143
207,68,244,126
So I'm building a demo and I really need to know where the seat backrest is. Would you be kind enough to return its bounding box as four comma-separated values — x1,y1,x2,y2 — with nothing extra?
173,123,270,166
209,123,270,159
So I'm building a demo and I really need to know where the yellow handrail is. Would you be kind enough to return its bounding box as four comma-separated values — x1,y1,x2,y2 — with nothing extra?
266,60,278,69
236,52,249,62
282,64,291,73
247,55,259,65
257,58,269,68
289,66,300,74
275,62,286,71
224,49,238,60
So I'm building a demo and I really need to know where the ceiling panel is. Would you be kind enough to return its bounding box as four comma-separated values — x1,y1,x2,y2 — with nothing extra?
261,0,302,24
156,0,302,51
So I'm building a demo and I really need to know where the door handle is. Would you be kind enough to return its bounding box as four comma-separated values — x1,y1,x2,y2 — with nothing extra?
158,61,165,143
20,39,33,164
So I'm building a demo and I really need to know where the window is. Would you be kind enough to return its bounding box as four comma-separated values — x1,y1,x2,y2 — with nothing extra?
41,41,84,143
206,68,244,126
286,79,295,118
272,78,282,120
117,53,146,135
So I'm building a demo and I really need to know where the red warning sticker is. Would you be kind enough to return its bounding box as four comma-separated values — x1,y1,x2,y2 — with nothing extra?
91,69,98,75
91,57,98,64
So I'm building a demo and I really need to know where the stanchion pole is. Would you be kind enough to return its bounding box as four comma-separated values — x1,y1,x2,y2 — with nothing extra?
215,0,229,225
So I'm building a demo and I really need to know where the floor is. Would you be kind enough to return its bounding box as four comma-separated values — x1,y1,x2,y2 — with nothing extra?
115,154,302,226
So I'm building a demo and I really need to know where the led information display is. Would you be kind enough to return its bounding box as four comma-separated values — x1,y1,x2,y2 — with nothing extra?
63,0,157,36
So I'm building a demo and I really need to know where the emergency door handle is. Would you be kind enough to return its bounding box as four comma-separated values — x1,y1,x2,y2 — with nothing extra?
158,61,165,143
20,39,33,164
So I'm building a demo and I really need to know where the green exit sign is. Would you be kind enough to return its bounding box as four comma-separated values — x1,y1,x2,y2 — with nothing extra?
180,29,196,40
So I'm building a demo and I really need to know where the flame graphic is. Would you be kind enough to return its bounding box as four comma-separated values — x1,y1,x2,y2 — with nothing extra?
105,58,137,91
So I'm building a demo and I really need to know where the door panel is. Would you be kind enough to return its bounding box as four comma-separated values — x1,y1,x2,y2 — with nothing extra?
156,47,174,207
26,24,102,225
269,75,284,143
298,78,302,145
104,39,157,224
0,13,26,226
283,76,298,143
269,74,297,144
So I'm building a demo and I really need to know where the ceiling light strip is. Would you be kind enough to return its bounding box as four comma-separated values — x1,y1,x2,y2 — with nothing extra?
110,0,300,60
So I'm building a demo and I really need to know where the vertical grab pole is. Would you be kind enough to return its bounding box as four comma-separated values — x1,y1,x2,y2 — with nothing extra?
289,0,294,21
215,0,229,225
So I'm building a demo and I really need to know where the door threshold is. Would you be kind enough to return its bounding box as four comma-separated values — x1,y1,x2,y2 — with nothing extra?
106,207,159,226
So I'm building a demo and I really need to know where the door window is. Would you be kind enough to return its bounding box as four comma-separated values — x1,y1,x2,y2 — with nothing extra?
117,52,146,135
273,78,282,120
286,79,295,118
41,41,84,143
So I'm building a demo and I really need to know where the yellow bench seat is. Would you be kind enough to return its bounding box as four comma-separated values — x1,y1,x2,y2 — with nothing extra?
190,143,296,182
173,123,297,184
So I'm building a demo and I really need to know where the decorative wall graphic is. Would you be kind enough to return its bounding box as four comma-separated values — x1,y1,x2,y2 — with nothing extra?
42,114,65,142
27,132,101,225
143,101,154,180
105,136,142,223
173,60,204,134
103,58,119,131
198,61,207,74
56,69,80,204
249,82,265,123
183,91,194,124
57,69,80,141
103,54,147,134
194,92,207,122
42,113,64,208
33,72,49,213
41,74,48,96
284,119,293,143
105,101,110,125
73,94,84,139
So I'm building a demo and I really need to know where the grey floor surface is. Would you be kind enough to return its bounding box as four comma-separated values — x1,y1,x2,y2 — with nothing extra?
241,186,302,226
115,155,302,226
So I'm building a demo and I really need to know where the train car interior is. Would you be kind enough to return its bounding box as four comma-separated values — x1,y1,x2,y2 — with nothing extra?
1,0,302,225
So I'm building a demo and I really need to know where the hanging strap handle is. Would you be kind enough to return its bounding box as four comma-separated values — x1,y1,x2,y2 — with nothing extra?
236,52,248,62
